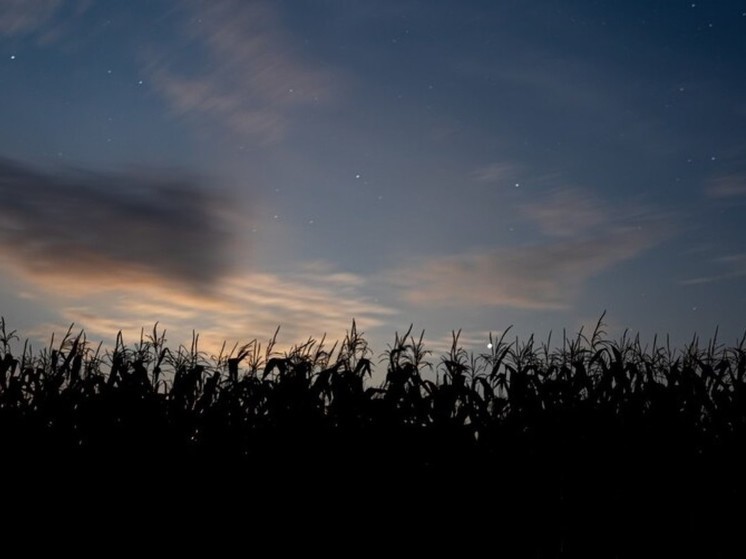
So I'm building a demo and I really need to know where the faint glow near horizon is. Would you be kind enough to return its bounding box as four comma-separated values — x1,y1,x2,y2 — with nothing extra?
0,0,744,352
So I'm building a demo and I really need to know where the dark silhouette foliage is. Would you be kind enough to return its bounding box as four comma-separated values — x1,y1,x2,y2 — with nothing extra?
0,316,744,556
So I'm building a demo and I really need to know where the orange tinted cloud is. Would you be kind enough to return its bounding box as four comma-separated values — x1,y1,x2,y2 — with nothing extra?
14,264,397,356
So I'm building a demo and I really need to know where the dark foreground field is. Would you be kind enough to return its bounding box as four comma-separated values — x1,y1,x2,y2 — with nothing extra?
1,318,745,557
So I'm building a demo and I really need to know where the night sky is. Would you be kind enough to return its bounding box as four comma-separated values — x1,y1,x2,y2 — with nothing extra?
1,0,745,358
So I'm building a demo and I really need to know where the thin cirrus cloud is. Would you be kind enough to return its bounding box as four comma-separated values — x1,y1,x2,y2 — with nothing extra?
0,0,61,36
147,0,333,145
680,253,746,287
30,268,398,356
0,155,394,353
705,173,746,199
389,189,672,311
0,0,91,44
519,187,606,238
693,173,746,282
472,162,517,185
0,157,239,292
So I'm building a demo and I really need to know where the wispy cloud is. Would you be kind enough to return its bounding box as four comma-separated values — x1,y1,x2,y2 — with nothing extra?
391,236,652,311
19,266,397,356
0,157,240,291
0,167,392,352
148,0,333,144
0,0,91,44
388,194,671,310
0,0,61,36
680,253,746,286
472,162,517,184
519,187,606,238
706,173,746,199
423,330,501,357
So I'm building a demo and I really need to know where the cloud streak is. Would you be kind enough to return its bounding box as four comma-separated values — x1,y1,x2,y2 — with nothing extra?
23,266,397,357
0,156,391,356
0,0,61,36
391,234,656,311
680,253,746,286
706,173,746,199
0,157,239,291
389,191,672,310
148,0,333,144
519,187,607,238
0,0,91,44
472,162,518,184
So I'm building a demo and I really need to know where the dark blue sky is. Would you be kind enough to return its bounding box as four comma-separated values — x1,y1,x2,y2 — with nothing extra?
1,0,745,356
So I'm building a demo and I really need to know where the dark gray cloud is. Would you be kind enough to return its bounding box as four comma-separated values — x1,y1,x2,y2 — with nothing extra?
0,157,239,290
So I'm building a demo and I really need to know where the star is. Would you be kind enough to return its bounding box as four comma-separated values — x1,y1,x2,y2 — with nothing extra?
10,55,15,60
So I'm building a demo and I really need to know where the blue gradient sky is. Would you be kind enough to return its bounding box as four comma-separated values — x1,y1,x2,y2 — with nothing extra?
1,0,745,357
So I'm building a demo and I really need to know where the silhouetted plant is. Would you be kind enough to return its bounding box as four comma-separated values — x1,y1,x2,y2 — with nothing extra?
1,315,745,556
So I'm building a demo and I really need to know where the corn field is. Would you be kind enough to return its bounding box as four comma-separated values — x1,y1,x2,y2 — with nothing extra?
1,315,744,557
